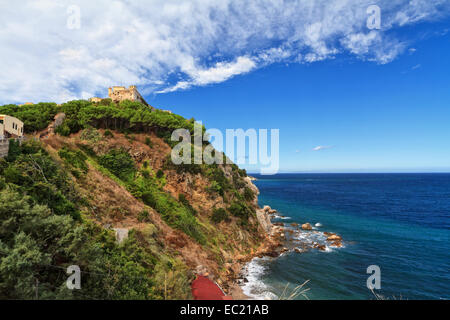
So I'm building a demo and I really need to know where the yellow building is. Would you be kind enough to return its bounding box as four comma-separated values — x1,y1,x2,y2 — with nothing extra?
108,85,149,106
0,115,24,138
89,97,102,103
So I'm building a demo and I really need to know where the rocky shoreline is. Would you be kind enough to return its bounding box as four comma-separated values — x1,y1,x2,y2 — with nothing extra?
225,205,344,299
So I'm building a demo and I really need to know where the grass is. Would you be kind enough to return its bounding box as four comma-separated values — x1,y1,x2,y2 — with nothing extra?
278,280,311,300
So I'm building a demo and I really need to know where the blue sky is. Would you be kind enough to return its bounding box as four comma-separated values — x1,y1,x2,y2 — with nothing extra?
1,1,450,172
151,24,450,173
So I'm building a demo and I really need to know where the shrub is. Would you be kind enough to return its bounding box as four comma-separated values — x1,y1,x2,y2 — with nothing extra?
142,191,157,209
80,127,101,142
141,170,150,179
58,146,88,174
243,187,255,201
98,149,136,181
103,129,114,138
178,194,197,216
211,208,228,223
145,137,153,148
99,98,112,106
55,123,71,136
228,201,251,221
156,169,164,179
137,210,150,222
206,181,223,197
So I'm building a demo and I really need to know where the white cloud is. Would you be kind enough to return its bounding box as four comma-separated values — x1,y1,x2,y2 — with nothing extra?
313,146,332,151
158,56,256,93
0,0,449,103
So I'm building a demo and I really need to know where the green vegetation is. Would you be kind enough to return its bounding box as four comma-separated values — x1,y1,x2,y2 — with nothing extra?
0,141,192,299
178,194,197,216
103,129,114,138
156,169,164,179
58,146,88,176
80,126,102,142
243,187,255,201
79,145,206,244
138,210,150,222
98,148,136,181
0,103,58,133
0,99,259,299
211,208,229,223
1,140,80,219
145,136,153,148
132,177,205,244
228,201,254,225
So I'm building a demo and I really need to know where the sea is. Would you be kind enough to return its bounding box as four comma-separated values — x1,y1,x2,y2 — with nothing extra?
240,173,450,300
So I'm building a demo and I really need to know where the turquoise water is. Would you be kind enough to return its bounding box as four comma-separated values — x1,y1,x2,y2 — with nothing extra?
242,173,450,300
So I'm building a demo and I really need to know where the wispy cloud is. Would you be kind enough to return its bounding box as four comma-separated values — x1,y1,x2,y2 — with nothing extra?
411,64,421,70
313,146,332,151
0,0,449,103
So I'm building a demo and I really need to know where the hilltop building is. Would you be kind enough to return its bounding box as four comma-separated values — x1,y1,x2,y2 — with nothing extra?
89,86,149,106
0,114,24,158
89,97,102,103
0,115,24,139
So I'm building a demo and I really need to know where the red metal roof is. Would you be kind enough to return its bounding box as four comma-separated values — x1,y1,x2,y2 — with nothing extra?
191,276,232,300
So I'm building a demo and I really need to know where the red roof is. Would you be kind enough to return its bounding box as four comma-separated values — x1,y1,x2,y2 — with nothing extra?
191,276,232,300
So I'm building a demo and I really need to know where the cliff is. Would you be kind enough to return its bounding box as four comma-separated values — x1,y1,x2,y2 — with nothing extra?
0,99,277,299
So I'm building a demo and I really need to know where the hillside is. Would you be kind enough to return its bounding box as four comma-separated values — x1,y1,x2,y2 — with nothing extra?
0,99,278,299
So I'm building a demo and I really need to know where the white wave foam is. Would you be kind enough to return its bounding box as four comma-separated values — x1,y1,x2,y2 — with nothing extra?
273,214,291,220
292,230,344,253
240,258,278,300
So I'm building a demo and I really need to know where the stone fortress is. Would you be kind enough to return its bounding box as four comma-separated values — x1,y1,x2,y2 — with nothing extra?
90,85,149,106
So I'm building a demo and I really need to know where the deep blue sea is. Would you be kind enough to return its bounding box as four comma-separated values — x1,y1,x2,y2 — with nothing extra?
241,173,450,300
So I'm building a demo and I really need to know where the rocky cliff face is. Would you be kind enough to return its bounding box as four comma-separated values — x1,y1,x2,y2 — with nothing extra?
41,128,272,295
0,98,281,299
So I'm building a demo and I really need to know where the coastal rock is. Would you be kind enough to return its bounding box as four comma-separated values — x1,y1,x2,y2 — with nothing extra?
263,205,271,213
301,223,313,230
313,243,326,251
329,240,343,248
291,223,299,227
266,250,279,257
256,209,273,234
244,176,260,206
326,234,342,241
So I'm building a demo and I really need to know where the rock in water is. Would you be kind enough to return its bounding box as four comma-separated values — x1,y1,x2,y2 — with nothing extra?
301,223,313,230
326,234,342,241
